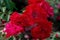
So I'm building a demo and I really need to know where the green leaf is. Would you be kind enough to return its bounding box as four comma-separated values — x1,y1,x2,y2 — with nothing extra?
1,7,6,12
2,14,10,21
54,8,58,14
0,32,2,40
18,34,24,39
4,0,17,11
9,37,13,40
0,13,4,19
54,37,60,40
54,37,57,40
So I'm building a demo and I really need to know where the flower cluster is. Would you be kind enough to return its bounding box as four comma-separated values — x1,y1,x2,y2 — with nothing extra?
4,0,53,39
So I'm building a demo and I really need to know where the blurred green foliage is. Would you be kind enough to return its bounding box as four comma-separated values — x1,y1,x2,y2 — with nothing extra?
0,0,16,21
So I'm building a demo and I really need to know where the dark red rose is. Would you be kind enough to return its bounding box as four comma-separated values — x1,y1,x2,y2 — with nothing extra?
10,12,34,27
27,0,54,17
31,19,52,39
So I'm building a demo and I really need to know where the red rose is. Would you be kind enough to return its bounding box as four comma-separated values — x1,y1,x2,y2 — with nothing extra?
10,12,21,25
31,19,52,39
10,12,34,27
40,1,54,17
24,4,48,20
24,2,53,20
4,22,24,38
27,0,54,17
